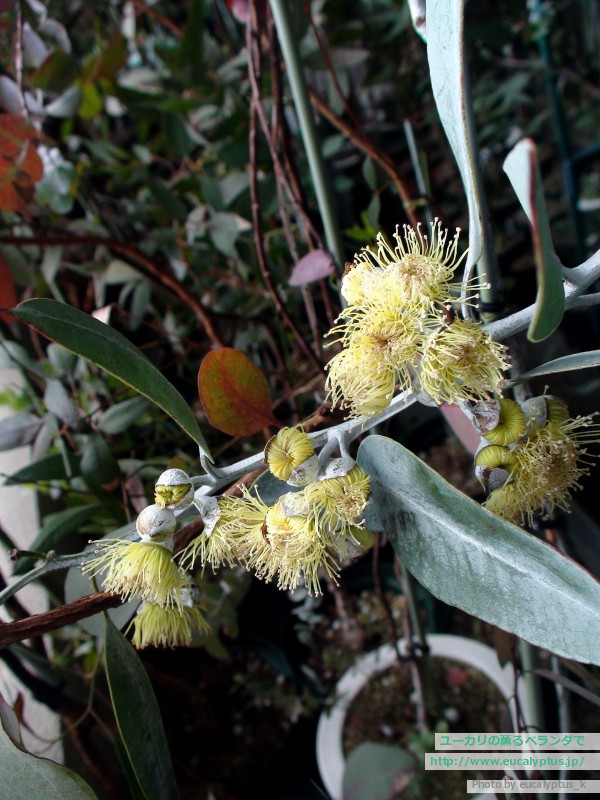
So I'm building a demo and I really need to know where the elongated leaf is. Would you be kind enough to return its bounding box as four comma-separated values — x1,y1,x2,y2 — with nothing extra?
510,350,600,384
357,435,600,664
98,397,150,435
4,450,80,484
0,412,42,451
198,348,279,436
503,139,565,342
104,616,179,800
0,693,98,800
427,0,483,281
15,504,102,575
13,299,210,456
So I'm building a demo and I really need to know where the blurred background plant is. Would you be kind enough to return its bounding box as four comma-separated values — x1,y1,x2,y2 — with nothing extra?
1,1,600,798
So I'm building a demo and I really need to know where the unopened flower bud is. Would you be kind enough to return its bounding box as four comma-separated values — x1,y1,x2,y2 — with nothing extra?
155,468,194,510
265,427,316,484
474,445,517,469
136,504,177,543
481,398,525,446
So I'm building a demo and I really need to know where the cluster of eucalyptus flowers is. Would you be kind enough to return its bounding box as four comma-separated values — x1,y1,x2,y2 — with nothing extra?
325,219,509,416
83,469,209,649
179,426,374,596
82,429,374,648
472,394,600,526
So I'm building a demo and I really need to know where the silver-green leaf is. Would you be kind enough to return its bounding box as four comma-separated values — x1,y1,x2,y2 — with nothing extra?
357,435,600,665
509,350,600,384
503,138,565,342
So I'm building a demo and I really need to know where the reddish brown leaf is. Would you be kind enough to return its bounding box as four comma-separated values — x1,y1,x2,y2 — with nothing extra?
21,141,43,182
198,348,280,436
0,113,35,158
0,0,17,12
0,253,17,323
0,168,24,211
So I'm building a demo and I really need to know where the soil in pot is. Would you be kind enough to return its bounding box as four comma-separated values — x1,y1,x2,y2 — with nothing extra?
342,656,512,800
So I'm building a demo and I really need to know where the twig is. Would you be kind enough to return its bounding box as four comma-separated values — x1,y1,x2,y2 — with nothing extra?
0,233,225,347
247,16,324,374
309,89,419,229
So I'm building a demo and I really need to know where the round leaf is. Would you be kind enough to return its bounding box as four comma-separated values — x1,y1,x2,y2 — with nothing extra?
198,348,279,436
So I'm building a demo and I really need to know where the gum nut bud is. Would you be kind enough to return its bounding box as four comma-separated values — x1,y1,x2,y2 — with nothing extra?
521,396,547,434
321,456,356,480
545,395,569,424
155,468,194,510
287,454,320,487
482,398,526,446
474,444,517,469
471,399,501,434
136,504,177,542
475,465,510,493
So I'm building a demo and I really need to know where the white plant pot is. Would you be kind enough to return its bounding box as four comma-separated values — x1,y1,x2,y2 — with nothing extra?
316,634,530,800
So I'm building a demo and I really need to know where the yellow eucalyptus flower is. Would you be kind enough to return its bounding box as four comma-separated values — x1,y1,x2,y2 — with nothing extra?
83,539,184,608
130,602,210,649
483,410,600,525
179,493,268,571
325,336,396,418
418,318,509,405
342,219,466,307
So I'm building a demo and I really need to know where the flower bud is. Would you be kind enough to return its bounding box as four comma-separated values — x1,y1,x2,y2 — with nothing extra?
154,468,194,510
265,427,316,484
136,504,177,543
474,445,517,469
481,398,525,446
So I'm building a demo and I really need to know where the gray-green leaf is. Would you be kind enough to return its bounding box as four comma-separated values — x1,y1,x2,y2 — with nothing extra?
503,138,565,342
0,413,42,451
509,350,600,384
98,397,150,435
357,435,600,665
427,0,484,282
13,299,210,456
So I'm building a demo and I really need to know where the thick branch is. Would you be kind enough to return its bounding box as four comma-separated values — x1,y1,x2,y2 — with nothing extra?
0,592,122,648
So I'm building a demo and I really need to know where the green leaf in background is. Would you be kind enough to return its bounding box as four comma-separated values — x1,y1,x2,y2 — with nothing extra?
503,138,565,342
4,451,80,484
14,504,102,575
104,616,179,800
13,299,211,456
0,412,43,451
427,0,484,283
98,396,150,435
80,434,120,486
0,692,98,800
342,743,416,800
357,435,600,665
509,350,600,384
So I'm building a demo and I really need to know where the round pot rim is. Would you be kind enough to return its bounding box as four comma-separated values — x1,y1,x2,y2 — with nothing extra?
316,633,530,800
